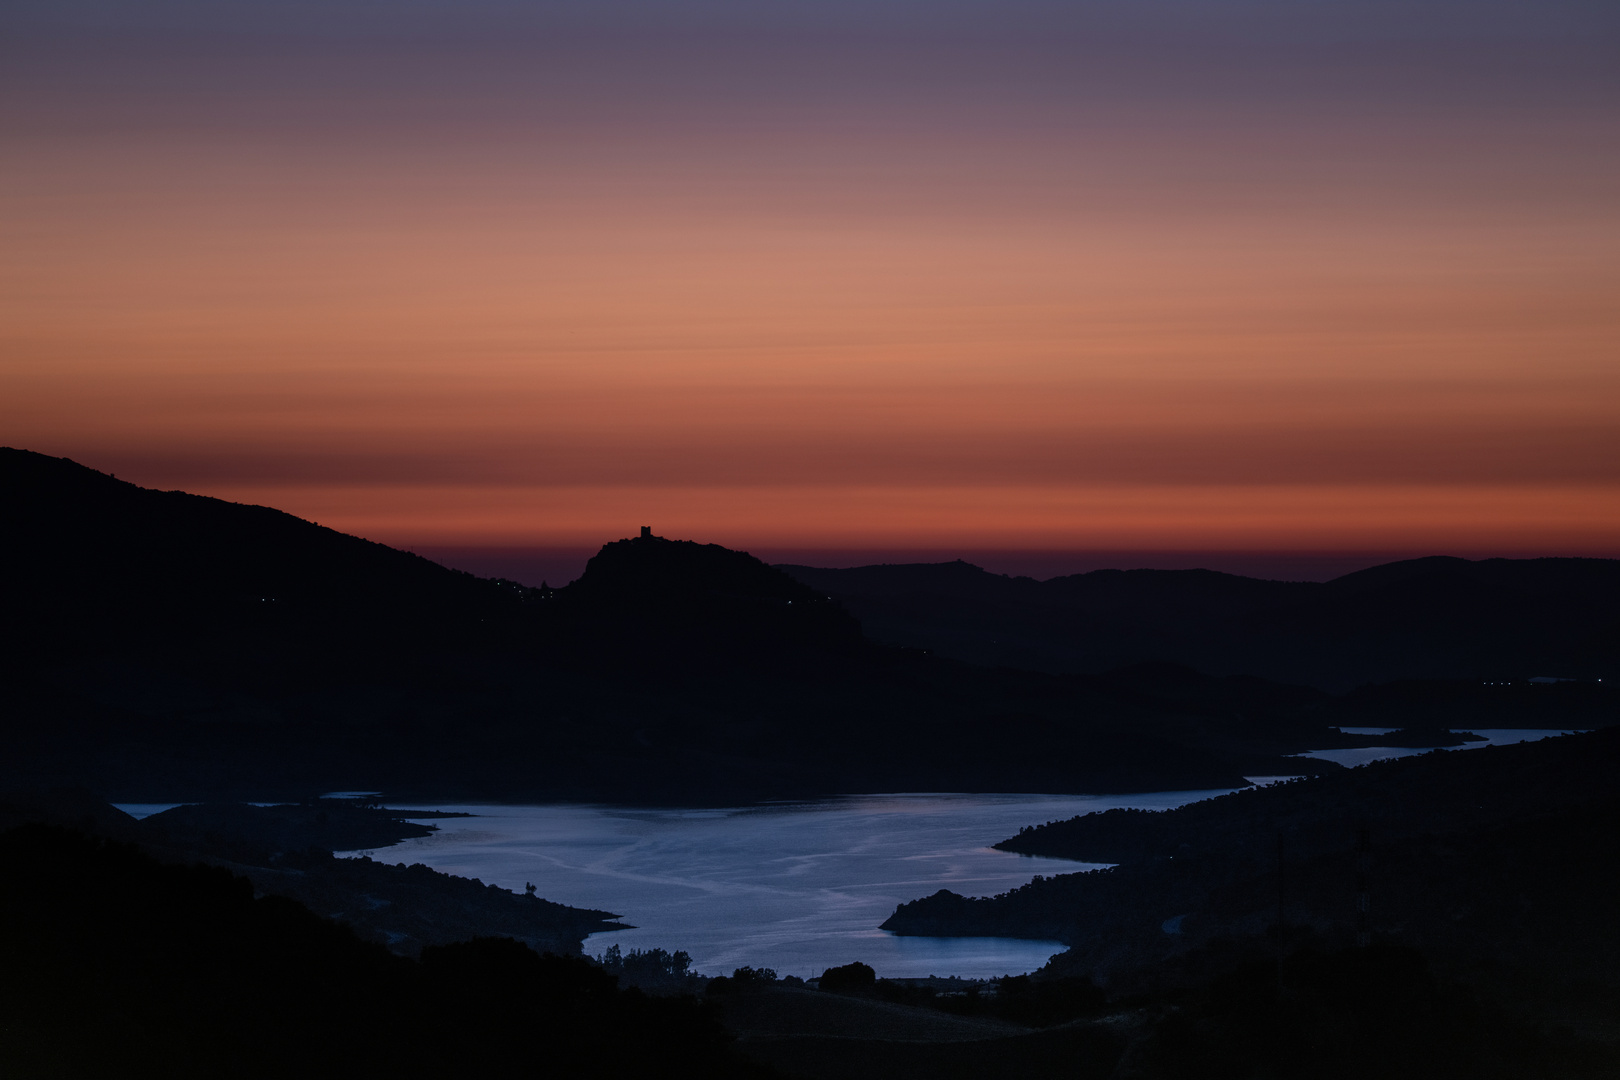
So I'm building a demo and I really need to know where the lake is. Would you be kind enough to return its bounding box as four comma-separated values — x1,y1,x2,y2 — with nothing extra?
116,729,1579,980
337,789,1240,979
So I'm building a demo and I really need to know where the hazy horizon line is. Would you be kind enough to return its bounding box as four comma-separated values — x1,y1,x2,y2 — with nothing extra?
404,542,1620,588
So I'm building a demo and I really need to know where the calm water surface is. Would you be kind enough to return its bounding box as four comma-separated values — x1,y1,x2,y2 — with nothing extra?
1296,728,1581,768
339,790,1239,979
115,730,1580,979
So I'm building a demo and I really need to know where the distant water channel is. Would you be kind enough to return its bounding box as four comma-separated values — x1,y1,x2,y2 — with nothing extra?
1295,728,1582,768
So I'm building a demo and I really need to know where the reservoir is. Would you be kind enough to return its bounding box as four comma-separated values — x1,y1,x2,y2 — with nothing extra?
338,789,1238,979
118,730,1577,980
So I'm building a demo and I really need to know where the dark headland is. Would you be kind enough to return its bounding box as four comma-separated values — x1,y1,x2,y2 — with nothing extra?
3,446,1618,1078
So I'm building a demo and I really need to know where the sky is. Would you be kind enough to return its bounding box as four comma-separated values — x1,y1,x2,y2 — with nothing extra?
4,1,1618,580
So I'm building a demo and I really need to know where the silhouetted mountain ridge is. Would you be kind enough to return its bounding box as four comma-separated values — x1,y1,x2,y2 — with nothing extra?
4,447,1586,803
5,448,1359,802
1,447,537,660
778,555,1620,691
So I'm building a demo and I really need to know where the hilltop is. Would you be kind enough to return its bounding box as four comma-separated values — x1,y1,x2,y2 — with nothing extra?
3,447,1376,803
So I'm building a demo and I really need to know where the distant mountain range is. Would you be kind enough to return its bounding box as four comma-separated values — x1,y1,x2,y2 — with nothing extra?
2,447,1613,803
778,557,1620,692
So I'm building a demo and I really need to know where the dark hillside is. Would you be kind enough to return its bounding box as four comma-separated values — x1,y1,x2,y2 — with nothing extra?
1,447,536,659
882,729,1620,1040
995,727,1620,865
1341,676,1619,728
0,823,764,1079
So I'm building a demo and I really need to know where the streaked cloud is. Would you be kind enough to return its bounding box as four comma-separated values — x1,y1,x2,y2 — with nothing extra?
3,0,1616,551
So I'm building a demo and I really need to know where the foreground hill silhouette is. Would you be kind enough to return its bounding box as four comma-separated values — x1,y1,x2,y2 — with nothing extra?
779,555,1620,692
2,447,535,647
2,447,1397,802
0,823,765,1079
0,788,626,958
882,728,1620,1050
7,806,1604,1080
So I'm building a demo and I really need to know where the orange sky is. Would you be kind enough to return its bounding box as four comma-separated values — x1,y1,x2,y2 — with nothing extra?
4,2,1618,559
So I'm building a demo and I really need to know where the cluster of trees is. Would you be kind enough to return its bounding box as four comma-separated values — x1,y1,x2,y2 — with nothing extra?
596,944,703,992
817,961,876,994
705,966,796,994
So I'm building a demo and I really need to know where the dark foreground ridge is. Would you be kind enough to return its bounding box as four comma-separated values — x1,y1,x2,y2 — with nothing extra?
703,947,1609,1080
882,729,1620,1050
993,725,1619,865
0,823,766,1080
0,446,1464,803
0,790,625,957
5,797,1613,1080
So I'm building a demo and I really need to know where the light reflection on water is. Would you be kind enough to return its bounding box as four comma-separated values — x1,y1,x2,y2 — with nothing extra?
1295,729,1582,768
339,789,1237,979
114,731,1580,978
